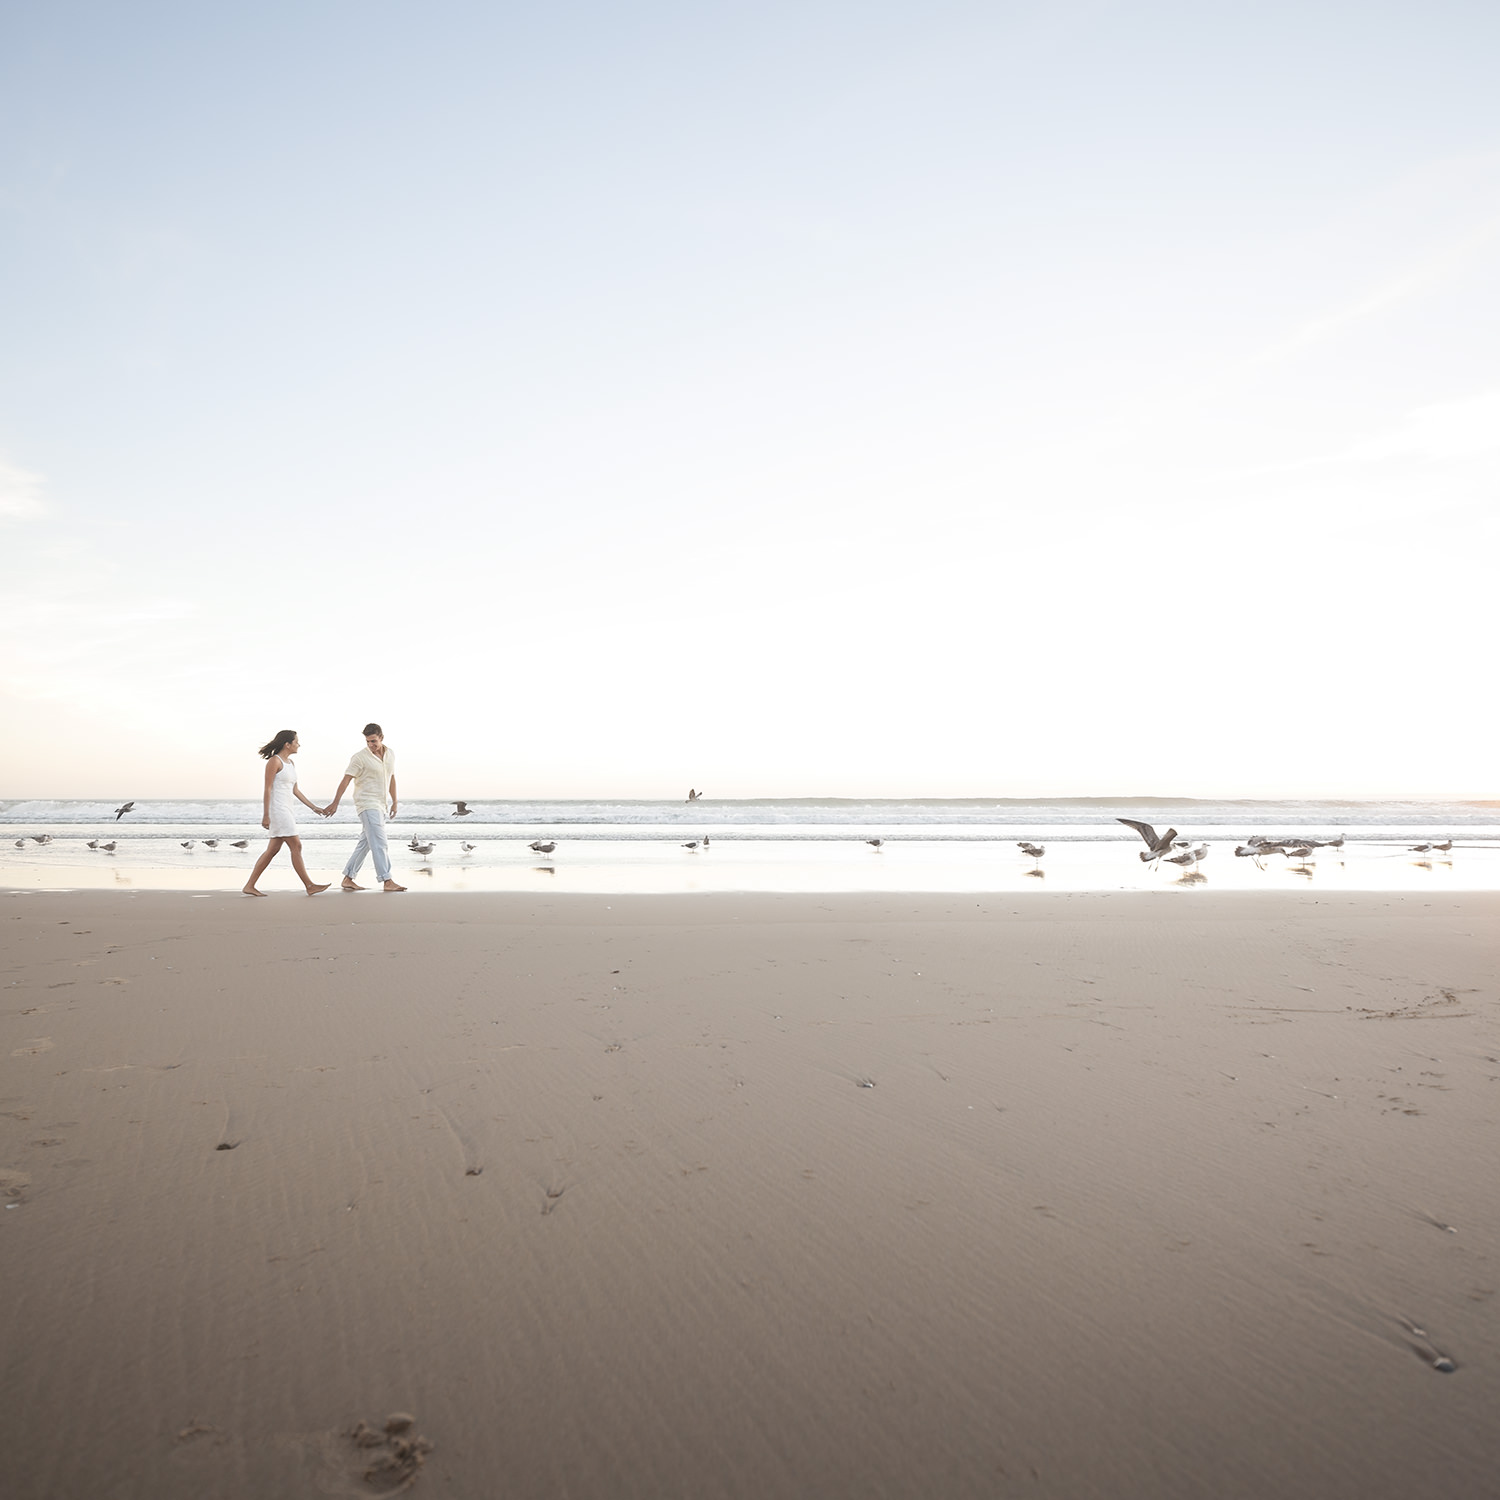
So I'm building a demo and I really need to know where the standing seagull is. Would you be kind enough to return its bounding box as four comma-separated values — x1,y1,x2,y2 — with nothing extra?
114,801,135,820
181,841,196,851
1117,818,1179,862
866,838,883,849
529,841,556,855
204,840,219,849
411,842,435,860
30,834,53,845
1018,841,1046,867
451,802,473,817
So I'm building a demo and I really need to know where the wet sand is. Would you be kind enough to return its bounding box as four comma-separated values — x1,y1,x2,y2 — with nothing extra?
2,890,1497,1498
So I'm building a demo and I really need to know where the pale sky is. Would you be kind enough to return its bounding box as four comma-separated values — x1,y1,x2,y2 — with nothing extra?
3,1,1498,799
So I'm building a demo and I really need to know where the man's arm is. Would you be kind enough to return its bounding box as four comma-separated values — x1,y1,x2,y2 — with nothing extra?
388,775,398,817
324,774,354,816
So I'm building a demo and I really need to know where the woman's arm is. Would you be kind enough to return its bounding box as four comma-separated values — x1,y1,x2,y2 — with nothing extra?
293,784,324,812
262,756,278,830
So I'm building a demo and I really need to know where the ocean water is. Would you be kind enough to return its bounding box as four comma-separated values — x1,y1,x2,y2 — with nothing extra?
3,797,1498,894
4,794,1499,830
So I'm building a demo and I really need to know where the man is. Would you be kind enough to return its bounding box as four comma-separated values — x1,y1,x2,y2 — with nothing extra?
324,722,406,892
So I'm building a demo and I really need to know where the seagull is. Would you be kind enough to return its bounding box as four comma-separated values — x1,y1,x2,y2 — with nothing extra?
203,840,219,849
682,841,700,851
30,834,52,844
529,841,556,855
1432,839,1453,852
1018,841,1046,864
702,835,710,848
1118,818,1178,861
12,839,23,849
1408,843,1433,854
687,789,701,801
1286,845,1315,861
231,840,249,849
114,801,135,820
451,802,473,817
1165,848,1196,869
86,839,100,849
100,841,116,852
1189,845,1209,868
866,838,883,848
411,842,435,859
408,837,424,851
1234,843,1268,858
181,841,195,851
460,841,476,852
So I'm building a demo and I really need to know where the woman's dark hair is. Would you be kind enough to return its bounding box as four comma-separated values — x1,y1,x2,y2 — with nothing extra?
362,722,383,737
258,729,297,760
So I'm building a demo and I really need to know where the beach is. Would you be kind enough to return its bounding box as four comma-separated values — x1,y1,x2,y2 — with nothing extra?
3,888,1497,1498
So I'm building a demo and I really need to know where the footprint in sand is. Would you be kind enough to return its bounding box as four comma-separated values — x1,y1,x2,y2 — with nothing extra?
276,1412,434,1495
0,1168,32,1204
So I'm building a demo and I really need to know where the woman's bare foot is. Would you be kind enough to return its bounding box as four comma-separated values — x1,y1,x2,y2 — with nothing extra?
383,879,407,892
341,878,365,891
242,886,268,897
305,883,331,895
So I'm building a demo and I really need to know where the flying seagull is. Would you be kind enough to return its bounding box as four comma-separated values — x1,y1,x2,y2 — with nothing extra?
452,801,473,816
114,801,135,820
1117,818,1178,861
687,789,701,801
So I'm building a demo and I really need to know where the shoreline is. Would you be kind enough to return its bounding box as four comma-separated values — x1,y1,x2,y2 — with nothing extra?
4,890,1498,1498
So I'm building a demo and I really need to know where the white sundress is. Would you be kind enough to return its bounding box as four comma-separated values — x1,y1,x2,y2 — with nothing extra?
267,755,299,837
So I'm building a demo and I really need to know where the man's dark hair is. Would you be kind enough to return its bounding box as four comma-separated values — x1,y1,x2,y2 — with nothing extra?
362,722,383,737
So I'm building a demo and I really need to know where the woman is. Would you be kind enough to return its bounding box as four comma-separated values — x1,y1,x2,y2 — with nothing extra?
243,730,331,897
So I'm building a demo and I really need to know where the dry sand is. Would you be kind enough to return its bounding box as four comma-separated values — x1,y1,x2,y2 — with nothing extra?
2,889,1497,1499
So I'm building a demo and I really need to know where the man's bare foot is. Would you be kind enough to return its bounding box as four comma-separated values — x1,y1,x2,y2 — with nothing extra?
383,879,407,892
305,883,330,895
242,886,268,897
342,878,365,891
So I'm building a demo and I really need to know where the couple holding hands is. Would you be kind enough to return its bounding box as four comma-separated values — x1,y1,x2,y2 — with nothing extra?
244,722,406,896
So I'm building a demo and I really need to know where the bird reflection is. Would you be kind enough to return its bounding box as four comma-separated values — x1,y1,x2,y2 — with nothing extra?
533,865,556,875
1023,867,1046,880
1173,870,1208,886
